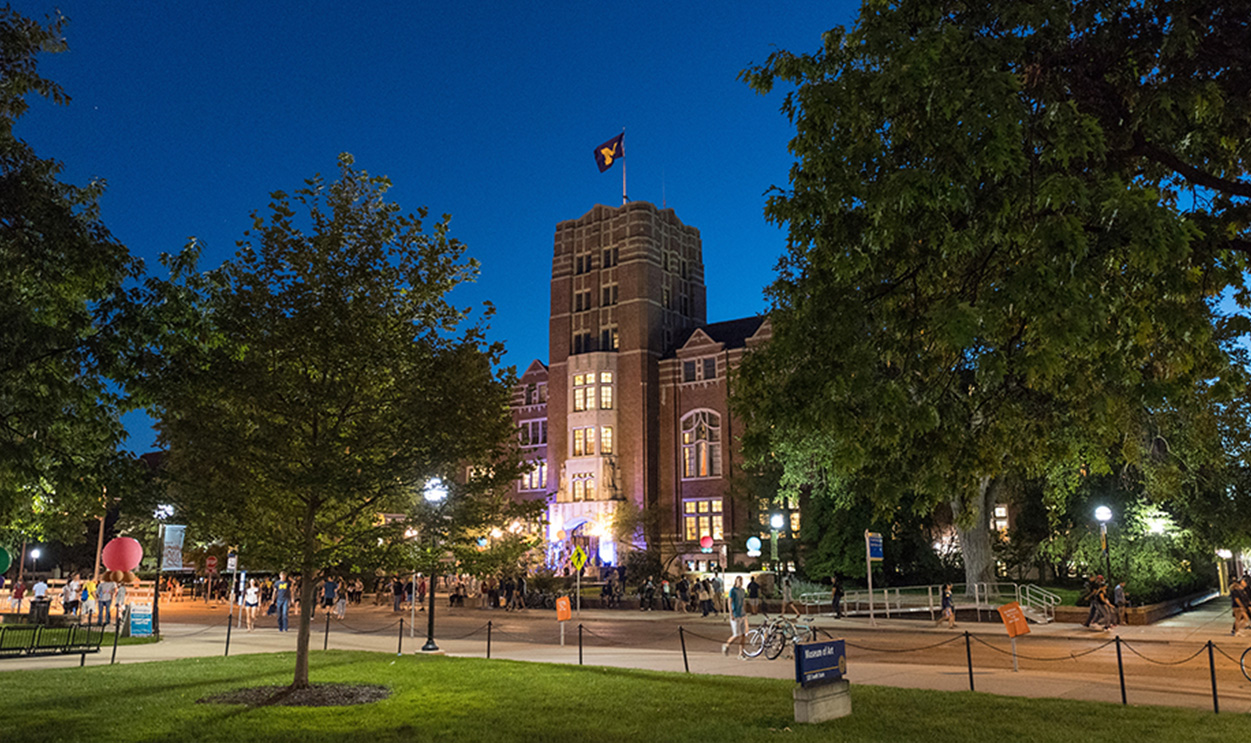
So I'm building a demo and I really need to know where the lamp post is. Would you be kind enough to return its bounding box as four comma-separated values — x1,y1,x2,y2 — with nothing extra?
1095,506,1113,585
29,548,41,574
769,513,784,574
421,478,448,653
153,504,173,636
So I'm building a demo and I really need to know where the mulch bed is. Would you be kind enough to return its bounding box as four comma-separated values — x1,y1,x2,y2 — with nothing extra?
198,683,390,707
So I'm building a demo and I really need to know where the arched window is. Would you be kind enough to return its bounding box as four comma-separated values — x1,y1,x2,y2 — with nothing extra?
681,410,722,479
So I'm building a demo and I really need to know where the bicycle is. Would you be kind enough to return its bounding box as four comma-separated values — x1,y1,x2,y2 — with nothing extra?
763,615,816,660
1241,646,1251,683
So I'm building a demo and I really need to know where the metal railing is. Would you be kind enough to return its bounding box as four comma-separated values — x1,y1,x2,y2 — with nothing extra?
799,582,1056,623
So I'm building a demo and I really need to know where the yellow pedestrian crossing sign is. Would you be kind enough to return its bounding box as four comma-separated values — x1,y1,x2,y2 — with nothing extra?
571,546,587,571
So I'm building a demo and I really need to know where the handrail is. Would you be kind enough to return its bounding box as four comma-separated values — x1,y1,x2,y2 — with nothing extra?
798,581,1060,623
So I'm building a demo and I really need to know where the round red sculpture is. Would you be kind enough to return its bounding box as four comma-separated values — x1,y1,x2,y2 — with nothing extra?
101,537,144,571
699,535,714,549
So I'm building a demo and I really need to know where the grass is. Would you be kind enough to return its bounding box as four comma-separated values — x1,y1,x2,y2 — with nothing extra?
2,650,1245,742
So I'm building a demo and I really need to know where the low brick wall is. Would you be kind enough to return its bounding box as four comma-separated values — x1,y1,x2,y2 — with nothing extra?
1053,589,1219,625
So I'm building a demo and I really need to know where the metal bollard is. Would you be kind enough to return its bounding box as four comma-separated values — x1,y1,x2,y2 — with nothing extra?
487,621,492,659
1208,640,1219,714
111,617,123,665
323,611,331,651
225,612,233,657
397,618,403,655
679,626,689,673
578,623,584,665
1115,637,1126,705
964,631,974,691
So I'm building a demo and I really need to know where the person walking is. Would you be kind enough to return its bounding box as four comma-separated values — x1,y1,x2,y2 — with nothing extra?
244,579,260,630
273,572,293,631
937,583,956,629
1081,575,1103,628
780,574,799,618
1113,581,1128,626
722,576,749,658
514,574,526,611
676,576,690,614
320,576,338,616
831,576,846,619
9,580,25,612
1231,577,1249,636
746,575,761,615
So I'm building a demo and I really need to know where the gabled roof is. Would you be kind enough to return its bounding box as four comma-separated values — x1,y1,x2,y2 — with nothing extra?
521,359,549,377
666,315,767,357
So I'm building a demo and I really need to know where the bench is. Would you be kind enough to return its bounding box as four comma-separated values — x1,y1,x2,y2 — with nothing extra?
0,624,105,658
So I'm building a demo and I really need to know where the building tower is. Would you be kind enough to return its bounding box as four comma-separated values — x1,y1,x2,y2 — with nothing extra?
546,202,706,563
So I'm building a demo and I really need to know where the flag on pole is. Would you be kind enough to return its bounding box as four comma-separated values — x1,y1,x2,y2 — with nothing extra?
594,133,624,172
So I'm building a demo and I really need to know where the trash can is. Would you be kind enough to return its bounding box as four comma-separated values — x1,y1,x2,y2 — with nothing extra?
29,597,51,624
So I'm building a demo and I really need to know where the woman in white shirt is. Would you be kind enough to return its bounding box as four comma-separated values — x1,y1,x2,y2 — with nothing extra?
244,579,260,631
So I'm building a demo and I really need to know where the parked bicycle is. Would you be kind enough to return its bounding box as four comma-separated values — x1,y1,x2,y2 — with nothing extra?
743,614,815,660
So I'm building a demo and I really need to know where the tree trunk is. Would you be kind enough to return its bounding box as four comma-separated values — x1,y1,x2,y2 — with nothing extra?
951,476,997,589
292,497,319,690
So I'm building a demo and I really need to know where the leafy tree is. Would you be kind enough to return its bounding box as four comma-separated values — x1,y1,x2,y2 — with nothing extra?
735,0,1250,586
0,7,152,550
146,155,519,689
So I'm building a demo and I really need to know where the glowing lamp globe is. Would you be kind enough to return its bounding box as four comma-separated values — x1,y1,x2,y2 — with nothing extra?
101,537,144,572
745,537,762,552
1094,506,1113,523
699,535,714,550
556,530,567,541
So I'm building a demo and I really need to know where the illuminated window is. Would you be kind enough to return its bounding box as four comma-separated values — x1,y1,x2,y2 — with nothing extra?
599,372,614,409
572,474,595,502
600,426,613,455
520,460,547,491
681,410,722,479
573,374,596,412
682,499,723,541
993,504,1009,532
790,511,801,533
572,427,596,456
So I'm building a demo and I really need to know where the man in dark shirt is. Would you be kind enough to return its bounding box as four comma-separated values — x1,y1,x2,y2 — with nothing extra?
1231,577,1248,636
746,575,761,615
273,572,293,632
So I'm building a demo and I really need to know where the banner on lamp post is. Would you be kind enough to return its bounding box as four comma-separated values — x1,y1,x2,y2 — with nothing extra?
161,525,186,572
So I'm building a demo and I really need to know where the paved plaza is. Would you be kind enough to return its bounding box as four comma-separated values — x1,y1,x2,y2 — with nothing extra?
5,594,1251,713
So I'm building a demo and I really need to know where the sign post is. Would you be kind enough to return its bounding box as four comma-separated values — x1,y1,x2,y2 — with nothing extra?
571,546,587,614
556,595,572,646
997,601,1031,672
864,531,883,625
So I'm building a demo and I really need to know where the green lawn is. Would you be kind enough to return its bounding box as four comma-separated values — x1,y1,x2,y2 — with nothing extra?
2,650,1243,742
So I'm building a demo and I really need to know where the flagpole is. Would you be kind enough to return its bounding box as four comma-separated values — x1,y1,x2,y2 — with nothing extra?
621,127,627,205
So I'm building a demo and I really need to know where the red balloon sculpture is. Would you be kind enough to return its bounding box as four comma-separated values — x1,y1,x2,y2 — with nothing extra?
101,537,144,572
699,535,714,550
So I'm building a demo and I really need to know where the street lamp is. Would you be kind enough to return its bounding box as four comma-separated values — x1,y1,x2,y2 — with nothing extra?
1095,506,1113,585
153,504,173,635
29,548,41,574
769,513,784,573
422,478,448,653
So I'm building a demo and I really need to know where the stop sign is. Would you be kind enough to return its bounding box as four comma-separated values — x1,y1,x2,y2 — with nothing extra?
205,555,218,574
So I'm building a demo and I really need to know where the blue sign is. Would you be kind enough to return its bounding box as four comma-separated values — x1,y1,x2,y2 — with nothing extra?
129,603,153,638
867,533,883,560
795,638,846,688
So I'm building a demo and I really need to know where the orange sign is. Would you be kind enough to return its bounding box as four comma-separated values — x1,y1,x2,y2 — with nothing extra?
997,601,1031,638
555,596,572,622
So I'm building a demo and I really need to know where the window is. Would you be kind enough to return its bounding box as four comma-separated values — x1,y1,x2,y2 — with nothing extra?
575,254,592,275
600,426,613,455
573,374,596,412
599,372,613,409
519,420,547,446
523,384,546,405
681,356,717,383
573,426,595,456
681,410,722,479
600,326,619,351
573,290,592,313
602,246,618,268
683,499,724,541
520,459,547,491
601,284,618,306
994,504,1009,532
680,295,689,315
573,332,592,354
572,474,595,502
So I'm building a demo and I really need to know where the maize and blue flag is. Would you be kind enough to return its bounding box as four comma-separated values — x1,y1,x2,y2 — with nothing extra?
594,133,624,172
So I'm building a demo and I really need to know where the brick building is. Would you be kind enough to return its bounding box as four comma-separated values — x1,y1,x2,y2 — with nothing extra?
511,201,769,572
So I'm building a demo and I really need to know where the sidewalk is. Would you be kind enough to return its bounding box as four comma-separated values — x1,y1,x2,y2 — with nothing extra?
5,596,1250,713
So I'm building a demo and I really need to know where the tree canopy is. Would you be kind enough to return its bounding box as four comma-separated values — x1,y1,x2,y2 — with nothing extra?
0,7,150,547
734,0,1251,584
146,155,520,687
